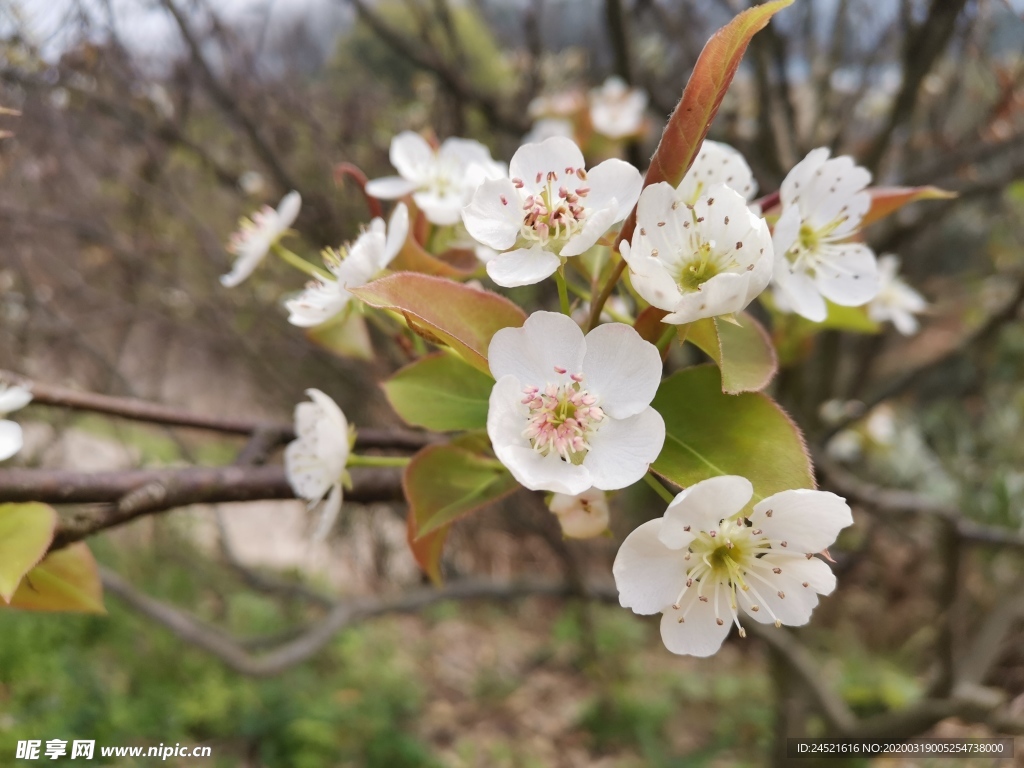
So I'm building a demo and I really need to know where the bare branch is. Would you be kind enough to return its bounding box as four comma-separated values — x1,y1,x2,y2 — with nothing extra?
1,368,433,450
0,465,403,550
100,565,619,677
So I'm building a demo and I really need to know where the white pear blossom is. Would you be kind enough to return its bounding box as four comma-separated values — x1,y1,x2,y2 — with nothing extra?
549,487,610,539
463,136,642,288
868,255,927,335
621,183,773,324
286,204,409,328
528,90,586,120
614,475,853,657
771,148,880,322
365,132,506,226
487,311,665,496
675,140,758,205
0,384,31,461
285,389,352,542
221,191,301,288
589,76,648,139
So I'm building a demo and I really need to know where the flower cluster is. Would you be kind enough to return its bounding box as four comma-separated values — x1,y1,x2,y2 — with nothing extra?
0,384,31,461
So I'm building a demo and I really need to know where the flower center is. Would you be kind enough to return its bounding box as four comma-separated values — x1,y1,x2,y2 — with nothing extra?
669,517,793,635
674,240,724,292
513,168,590,249
521,368,604,463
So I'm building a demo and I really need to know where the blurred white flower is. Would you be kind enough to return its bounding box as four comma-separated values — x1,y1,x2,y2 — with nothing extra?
528,90,586,119
487,311,664,495
867,255,927,335
238,170,266,197
286,204,408,328
524,117,575,145
221,191,302,288
675,140,758,205
0,384,32,461
621,183,773,324
613,475,852,657
825,430,863,463
285,389,352,542
549,487,610,539
589,76,648,140
462,136,642,287
771,148,879,322
365,132,506,226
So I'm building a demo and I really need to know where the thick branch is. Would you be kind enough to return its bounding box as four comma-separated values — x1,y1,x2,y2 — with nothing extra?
0,466,403,550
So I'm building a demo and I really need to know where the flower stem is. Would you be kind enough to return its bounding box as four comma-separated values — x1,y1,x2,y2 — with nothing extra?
656,323,677,353
272,243,332,281
587,259,627,331
644,472,676,504
555,265,572,316
564,282,633,324
347,454,412,468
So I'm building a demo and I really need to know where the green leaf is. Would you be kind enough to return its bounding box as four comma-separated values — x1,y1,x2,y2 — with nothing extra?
383,352,493,432
6,543,106,614
686,312,778,394
304,311,374,360
617,0,793,246
861,186,957,228
651,365,813,503
352,273,526,375
404,444,519,584
0,502,57,602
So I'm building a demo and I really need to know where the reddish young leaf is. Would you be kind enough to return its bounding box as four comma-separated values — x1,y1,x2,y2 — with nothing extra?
860,186,957,228
618,0,794,247
404,444,519,585
352,273,526,375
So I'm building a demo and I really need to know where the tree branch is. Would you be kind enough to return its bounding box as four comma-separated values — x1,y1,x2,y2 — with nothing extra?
0,368,433,450
0,465,403,550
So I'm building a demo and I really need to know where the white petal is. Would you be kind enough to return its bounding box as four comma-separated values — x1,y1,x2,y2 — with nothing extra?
438,136,495,167
274,190,302,233
625,251,685,313
549,487,610,538
613,519,691,615
583,158,643,223
284,439,333,503
660,475,753,546
802,155,871,229
659,585,732,657
383,203,410,266
462,178,523,250
311,483,344,543
739,564,820,627
220,234,272,288
891,308,920,335
413,189,464,226
487,377,591,494
509,137,585,192
751,489,853,553
389,131,435,183
779,147,830,209
814,243,880,306
760,553,837,596
677,140,758,204
0,385,32,414
772,270,827,322
485,245,561,288
580,322,662,419
560,203,619,257
0,420,23,461
661,272,759,325
488,311,585,387
771,205,802,256
285,279,351,328
583,407,665,491
364,176,418,200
